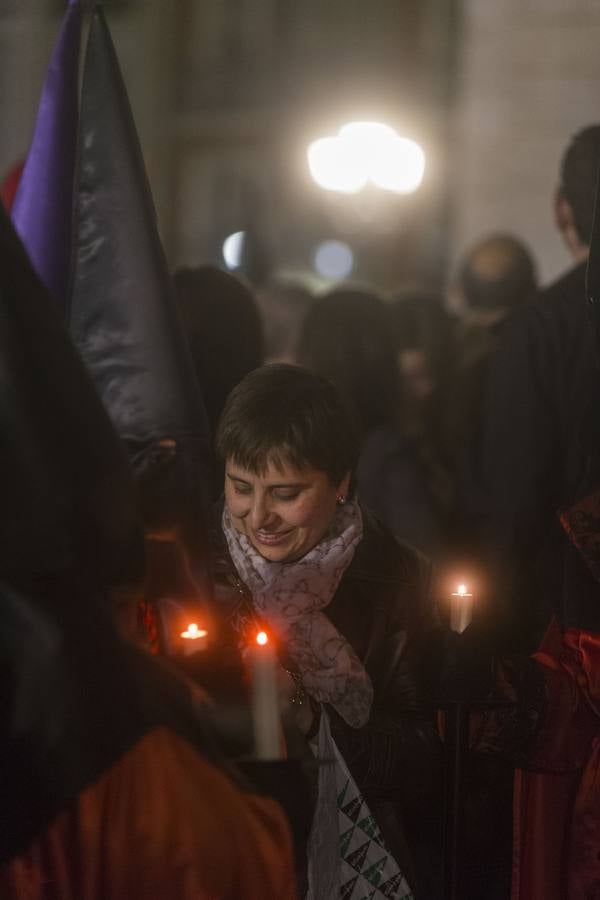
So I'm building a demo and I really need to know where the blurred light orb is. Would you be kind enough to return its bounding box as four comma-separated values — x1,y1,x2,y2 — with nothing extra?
339,121,398,149
307,122,425,195
222,231,245,269
371,137,425,193
314,240,354,280
307,136,367,193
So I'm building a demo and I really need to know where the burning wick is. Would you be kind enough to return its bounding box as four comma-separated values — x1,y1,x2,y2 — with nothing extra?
256,630,268,646
180,623,208,653
450,583,473,634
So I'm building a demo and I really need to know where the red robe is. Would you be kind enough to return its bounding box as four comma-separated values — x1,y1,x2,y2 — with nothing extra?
512,620,600,900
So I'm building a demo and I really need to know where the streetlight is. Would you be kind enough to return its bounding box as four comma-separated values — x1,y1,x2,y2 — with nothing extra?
307,121,425,195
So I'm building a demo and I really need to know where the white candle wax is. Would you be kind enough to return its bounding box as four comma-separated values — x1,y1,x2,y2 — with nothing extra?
450,584,473,634
251,632,281,760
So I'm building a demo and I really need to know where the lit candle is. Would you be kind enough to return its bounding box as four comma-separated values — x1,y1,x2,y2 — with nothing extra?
450,584,473,634
180,622,208,654
250,630,282,760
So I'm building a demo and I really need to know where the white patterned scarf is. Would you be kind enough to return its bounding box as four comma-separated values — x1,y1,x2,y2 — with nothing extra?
222,499,374,728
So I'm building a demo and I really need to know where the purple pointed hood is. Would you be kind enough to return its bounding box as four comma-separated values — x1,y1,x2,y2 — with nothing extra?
71,5,213,624
12,0,81,308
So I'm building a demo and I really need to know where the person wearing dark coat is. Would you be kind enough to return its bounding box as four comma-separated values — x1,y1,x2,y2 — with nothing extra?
446,234,538,480
209,363,443,899
460,126,600,650
456,124,600,900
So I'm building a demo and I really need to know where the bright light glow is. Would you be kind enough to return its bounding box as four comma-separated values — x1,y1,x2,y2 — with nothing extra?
256,630,269,646
453,584,472,597
307,122,425,195
307,136,367,194
222,231,245,269
181,623,208,640
339,121,398,149
314,240,354,280
370,137,425,193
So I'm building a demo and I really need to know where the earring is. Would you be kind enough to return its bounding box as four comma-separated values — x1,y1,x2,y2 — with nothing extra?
336,495,346,506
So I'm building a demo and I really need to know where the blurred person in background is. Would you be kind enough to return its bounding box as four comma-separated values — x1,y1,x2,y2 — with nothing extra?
297,287,449,558
257,280,314,363
459,124,600,652
389,290,455,450
174,264,265,498
453,124,600,900
389,290,456,519
447,234,538,472
438,237,537,900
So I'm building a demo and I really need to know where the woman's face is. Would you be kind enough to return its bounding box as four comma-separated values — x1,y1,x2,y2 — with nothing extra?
224,457,350,563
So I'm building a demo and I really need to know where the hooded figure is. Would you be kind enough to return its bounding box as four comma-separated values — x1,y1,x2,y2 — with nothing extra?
70,5,213,647
0,172,140,589
0,202,296,899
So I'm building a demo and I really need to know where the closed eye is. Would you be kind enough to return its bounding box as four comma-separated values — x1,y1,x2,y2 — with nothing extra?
232,483,252,495
273,490,301,501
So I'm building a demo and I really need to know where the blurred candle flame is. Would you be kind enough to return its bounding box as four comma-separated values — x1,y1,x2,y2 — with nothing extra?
450,583,473,633
181,623,208,640
256,630,269,646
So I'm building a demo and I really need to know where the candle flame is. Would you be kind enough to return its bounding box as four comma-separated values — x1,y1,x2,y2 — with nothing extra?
256,630,269,646
457,584,467,596
181,623,208,640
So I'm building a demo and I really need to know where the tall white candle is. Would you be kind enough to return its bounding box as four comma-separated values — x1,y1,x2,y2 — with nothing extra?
251,631,282,760
450,584,473,634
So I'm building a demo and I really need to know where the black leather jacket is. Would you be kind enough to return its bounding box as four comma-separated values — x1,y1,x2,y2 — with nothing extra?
319,511,441,799
210,503,443,894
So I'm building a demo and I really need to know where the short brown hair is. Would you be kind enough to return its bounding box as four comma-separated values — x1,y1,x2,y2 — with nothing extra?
215,364,358,485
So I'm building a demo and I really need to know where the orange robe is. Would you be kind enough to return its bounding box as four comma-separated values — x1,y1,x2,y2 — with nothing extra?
0,727,297,900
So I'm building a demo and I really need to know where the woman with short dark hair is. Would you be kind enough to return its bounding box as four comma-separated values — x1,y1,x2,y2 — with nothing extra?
213,363,442,898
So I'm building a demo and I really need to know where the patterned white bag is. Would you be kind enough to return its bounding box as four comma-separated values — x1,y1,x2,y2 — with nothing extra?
306,710,414,900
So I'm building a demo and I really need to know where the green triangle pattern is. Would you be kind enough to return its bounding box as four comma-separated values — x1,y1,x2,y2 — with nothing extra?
357,814,379,839
340,825,355,858
363,854,387,887
341,795,363,823
340,874,359,899
345,840,370,873
380,872,407,897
